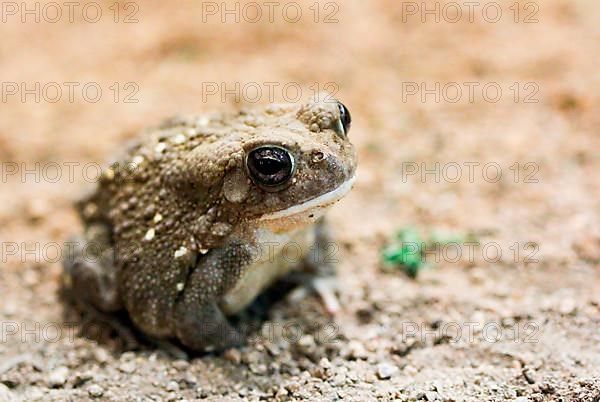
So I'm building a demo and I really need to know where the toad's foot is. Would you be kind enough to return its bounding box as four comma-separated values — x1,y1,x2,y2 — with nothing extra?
287,274,340,316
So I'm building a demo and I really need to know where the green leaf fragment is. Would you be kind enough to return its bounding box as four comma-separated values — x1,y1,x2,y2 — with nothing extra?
381,226,473,278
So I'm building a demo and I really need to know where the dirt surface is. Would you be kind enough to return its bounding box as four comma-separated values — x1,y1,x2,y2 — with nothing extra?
1,0,600,401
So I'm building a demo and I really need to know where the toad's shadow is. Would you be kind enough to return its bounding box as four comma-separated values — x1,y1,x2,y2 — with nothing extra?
60,275,307,357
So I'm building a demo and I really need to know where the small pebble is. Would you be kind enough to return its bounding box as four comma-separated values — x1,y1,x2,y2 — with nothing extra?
144,228,155,241
404,365,418,375
93,348,110,364
196,387,208,398
154,142,167,154
318,357,331,370
3,301,17,317
26,198,50,221
23,269,39,286
172,359,189,371
47,366,69,388
539,381,555,394
330,372,347,387
118,361,137,374
275,387,289,398
523,368,536,384
166,380,180,392
417,391,440,401
559,298,577,315
184,373,198,386
347,340,368,360
312,358,331,379
73,371,93,387
223,348,242,364
297,335,317,356
285,381,301,394
88,384,104,398
377,362,399,380
27,388,45,400
249,363,267,375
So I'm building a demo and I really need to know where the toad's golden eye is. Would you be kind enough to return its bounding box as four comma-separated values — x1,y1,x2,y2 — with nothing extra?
246,146,295,189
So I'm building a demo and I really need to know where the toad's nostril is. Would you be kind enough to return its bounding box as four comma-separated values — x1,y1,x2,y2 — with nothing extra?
311,151,325,163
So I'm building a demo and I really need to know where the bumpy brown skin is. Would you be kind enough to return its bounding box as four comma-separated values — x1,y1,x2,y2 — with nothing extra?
64,95,356,352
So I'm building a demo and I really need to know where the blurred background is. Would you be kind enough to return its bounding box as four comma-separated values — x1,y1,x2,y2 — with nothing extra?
0,0,599,400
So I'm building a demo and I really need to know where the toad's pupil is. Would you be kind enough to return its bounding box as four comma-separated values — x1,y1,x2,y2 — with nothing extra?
247,147,294,187
257,157,284,175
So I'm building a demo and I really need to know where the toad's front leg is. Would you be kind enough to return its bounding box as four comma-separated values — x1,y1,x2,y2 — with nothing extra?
173,240,254,352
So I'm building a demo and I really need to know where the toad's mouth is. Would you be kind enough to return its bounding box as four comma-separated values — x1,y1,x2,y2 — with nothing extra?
258,175,357,222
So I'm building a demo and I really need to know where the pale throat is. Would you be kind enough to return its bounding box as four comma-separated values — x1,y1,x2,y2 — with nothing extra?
257,175,356,234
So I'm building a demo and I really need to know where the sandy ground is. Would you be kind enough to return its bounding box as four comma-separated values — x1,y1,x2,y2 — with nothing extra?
1,0,600,401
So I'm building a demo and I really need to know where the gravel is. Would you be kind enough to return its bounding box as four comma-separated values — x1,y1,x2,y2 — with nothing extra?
1,1,599,401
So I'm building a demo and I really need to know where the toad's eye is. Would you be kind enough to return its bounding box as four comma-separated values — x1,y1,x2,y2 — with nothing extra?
247,146,295,189
337,102,351,135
